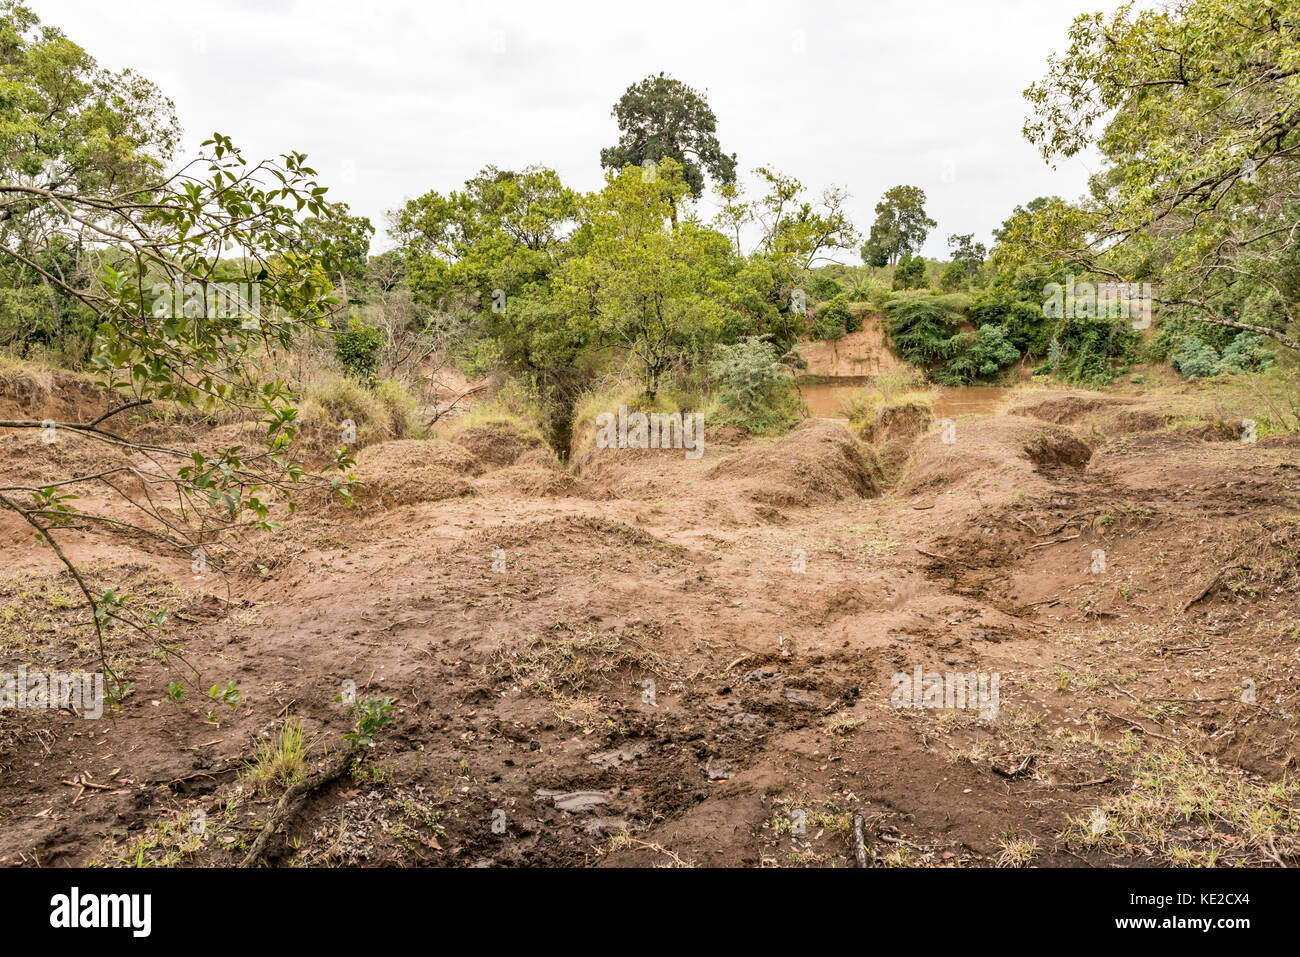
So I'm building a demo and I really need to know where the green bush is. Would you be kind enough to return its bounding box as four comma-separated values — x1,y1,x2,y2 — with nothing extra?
334,317,385,383
884,294,962,364
1049,319,1140,384
937,324,1021,384
806,273,843,302
1217,332,1276,374
1170,336,1221,379
968,286,1048,352
883,293,1026,384
892,254,929,291
811,294,854,340
707,336,801,434
1167,331,1277,380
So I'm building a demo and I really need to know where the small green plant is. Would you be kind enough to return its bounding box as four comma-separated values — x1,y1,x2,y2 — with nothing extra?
827,713,860,736
166,681,186,702
206,681,241,722
1047,336,1063,370
250,717,309,786
106,677,134,706
343,696,394,750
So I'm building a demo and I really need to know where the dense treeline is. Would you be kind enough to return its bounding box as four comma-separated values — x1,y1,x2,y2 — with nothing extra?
1,0,1295,449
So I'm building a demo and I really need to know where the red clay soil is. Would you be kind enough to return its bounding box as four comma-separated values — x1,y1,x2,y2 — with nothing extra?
1,387,1298,868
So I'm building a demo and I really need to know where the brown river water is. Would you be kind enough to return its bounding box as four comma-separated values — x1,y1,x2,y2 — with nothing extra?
798,380,1016,421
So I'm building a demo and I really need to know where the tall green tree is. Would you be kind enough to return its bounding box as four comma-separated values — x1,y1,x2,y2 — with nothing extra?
390,164,576,309
1018,0,1300,351
599,73,737,205
948,233,986,273
0,0,181,359
299,202,374,303
557,158,734,397
861,185,936,268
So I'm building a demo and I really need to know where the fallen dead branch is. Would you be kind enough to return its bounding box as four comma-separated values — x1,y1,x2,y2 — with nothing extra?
1043,775,1114,791
1028,534,1081,549
852,814,872,868
916,548,975,569
991,755,1035,779
239,750,357,868
1046,509,1099,535
1182,564,1249,613
1086,706,1181,744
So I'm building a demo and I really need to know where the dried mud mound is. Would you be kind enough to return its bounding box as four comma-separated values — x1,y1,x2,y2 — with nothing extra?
453,421,546,469
1088,428,1282,491
348,439,480,507
1022,429,1093,468
1106,408,1166,434
899,414,1093,496
467,513,685,556
0,430,134,488
1007,390,1130,425
707,419,881,507
0,368,106,422
473,447,586,498
567,413,714,497
856,401,933,472
0,368,132,485
1182,419,1243,442
1008,389,1173,440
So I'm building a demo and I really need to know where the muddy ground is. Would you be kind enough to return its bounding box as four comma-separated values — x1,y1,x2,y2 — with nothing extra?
2,380,1298,868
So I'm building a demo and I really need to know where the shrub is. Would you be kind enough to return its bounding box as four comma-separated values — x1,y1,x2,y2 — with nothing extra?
892,254,929,291
806,273,843,302
968,283,1053,354
334,317,385,383
1170,336,1221,379
1047,337,1063,370
812,294,853,340
1051,319,1140,384
707,336,801,434
937,324,1021,384
1217,332,1276,374
1166,331,1276,380
883,294,962,365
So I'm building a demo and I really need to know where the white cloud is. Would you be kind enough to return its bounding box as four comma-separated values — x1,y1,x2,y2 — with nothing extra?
38,0,1117,257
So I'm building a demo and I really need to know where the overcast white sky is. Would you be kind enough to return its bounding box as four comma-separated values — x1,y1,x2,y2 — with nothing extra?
39,0,1123,260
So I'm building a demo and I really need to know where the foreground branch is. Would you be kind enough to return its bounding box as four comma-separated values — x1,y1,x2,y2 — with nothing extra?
238,749,358,868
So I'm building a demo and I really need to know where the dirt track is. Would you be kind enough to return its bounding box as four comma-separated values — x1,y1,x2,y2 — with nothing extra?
2,386,1298,867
